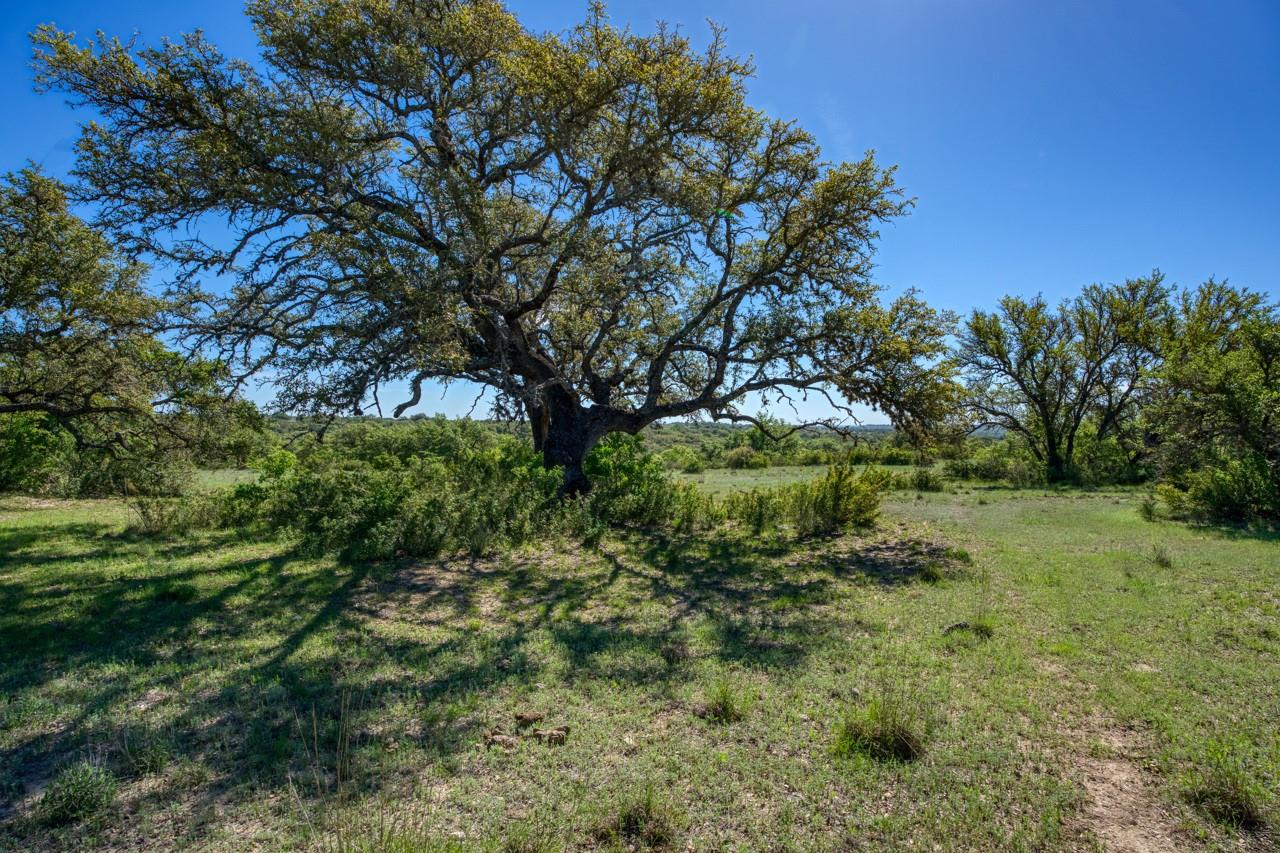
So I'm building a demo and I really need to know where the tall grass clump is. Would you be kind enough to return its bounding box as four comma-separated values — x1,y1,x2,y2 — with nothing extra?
591,782,680,850
833,675,941,763
35,760,118,825
1184,739,1273,831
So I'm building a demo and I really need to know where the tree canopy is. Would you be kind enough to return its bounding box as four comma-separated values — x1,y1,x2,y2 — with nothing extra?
1151,280,1279,520
956,273,1168,482
34,0,953,492
1,168,258,491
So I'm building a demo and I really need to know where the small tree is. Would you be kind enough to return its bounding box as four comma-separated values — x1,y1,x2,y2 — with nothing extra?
956,273,1168,482
34,0,953,493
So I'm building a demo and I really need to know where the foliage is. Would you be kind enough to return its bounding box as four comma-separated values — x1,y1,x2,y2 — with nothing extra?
0,170,269,496
0,412,71,493
725,459,889,537
833,691,937,763
723,446,768,470
1151,281,1279,522
891,466,945,492
957,273,1168,482
35,0,953,492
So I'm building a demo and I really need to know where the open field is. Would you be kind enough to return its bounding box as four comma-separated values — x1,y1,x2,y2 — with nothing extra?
1,487,1276,851
678,464,919,495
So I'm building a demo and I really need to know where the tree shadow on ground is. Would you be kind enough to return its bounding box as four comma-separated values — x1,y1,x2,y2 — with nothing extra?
0,519,960,841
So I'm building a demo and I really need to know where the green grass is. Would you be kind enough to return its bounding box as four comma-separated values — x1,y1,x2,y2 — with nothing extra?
0,486,1276,850
679,463,916,495
193,468,258,492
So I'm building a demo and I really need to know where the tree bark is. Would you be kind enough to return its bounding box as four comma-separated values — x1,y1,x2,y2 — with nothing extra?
537,396,598,496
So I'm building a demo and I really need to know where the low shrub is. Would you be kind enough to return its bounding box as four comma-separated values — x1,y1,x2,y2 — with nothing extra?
892,466,945,492
128,495,219,536
1157,456,1280,524
786,461,889,537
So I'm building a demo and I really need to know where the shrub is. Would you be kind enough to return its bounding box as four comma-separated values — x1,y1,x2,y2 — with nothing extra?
892,466,945,492
786,462,889,537
0,413,72,494
229,427,566,559
586,434,687,527
36,761,118,825
723,488,785,536
128,495,219,536
1158,456,1280,524
723,446,767,469
658,445,701,473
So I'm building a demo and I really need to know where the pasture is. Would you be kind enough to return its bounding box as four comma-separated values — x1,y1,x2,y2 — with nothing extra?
2,484,1275,851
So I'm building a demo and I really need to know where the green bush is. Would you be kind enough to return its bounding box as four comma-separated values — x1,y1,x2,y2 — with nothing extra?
787,462,889,537
586,434,689,527
1158,456,1279,523
0,413,72,494
723,446,768,469
892,466,945,492
36,761,117,825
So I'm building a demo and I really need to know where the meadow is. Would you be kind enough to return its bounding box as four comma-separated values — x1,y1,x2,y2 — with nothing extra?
2,482,1276,851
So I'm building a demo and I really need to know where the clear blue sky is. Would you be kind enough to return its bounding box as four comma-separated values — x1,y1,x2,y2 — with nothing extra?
3,1,1277,422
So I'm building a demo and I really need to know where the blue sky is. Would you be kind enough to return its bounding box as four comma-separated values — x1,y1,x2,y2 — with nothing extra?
2,0,1277,423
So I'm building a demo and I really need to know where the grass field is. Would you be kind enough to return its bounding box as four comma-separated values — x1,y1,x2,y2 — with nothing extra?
678,464,918,495
1,485,1276,850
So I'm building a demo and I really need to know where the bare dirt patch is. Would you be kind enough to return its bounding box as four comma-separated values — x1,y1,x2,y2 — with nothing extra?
1066,722,1189,852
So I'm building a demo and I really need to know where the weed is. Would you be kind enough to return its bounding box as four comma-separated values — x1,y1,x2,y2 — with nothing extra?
1138,494,1159,522
35,760,118,825
696,677,749,724
1184,740,1271,830
150,580,199,604
117,724,173,775
592,782,679,849
920,561,946,583
833,677,939,763
1150,543,1174,569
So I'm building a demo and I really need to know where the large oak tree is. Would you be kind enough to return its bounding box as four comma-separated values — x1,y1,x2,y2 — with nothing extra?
35,0,952,493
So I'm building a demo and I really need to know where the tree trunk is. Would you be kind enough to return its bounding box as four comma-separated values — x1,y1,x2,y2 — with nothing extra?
537,398,597,496
1045,447,1069,483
